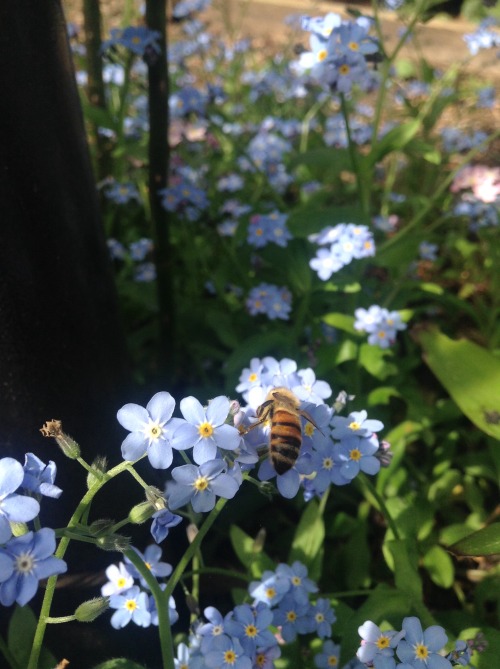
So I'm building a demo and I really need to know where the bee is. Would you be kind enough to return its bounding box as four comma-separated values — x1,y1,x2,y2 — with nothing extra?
244,387,321,475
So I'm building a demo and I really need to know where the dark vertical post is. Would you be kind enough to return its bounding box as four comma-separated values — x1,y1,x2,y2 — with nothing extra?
145,0,175,380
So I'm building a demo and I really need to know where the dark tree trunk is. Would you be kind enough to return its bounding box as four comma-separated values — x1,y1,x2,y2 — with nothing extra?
0,1,130,496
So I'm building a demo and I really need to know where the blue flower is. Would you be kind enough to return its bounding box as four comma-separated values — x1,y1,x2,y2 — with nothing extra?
134,261,157,283
225,603,276,656
0,458,40,544
129,238,154,261
357,620,404,664
272,593,312,641
254,645,281,669
315,640,341,669
104,182,141,204
418,242,438,262
102,26,161,57
117,392,183,469
150,509,183,544
109,585,151,628
0,528,67,606
446,640,472,667
331,410,384,439
205,634,252,669
246,283,292,321
22,453,63,499
292,368,332,404
171,396,241,464
148,586,178,626
258,452,314,499
198,606,227,653
310,439,350,490
249,570,290,607
308,597,336,638
168,459,240,512
124,544,172,589
396,617,452,669
335,434,381,480
101,562,134,597
172,0,211,19
275,562,318,605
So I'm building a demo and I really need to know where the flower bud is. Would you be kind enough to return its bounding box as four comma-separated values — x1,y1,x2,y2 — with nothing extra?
87,456,108,489
88,519,115,537
40,420,81,459
74,597,109,622
96,534,131,552
128,501,155,525
10,522,29,537
145,486,167,510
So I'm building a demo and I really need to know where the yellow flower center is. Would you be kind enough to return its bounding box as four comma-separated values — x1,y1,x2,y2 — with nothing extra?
376,636,391,649
223,650,237,665
318,49,328,62
349,41,359,51
339,64,351,75
328,656,338,667
144,561,152,571
249,373,258,382
315,612,325,623
323,457,333,470
415,644,429,660
117,577,127,588
256,653,266,668
212,625,223,636
349,448,362,462
132,36,141,45
286,610,297,622
194,476,209,491
349,421,361,431
292,576,302,586
245,624,258,638
304,423,315,437
125,599,137,612
198,422,214,438
378,331,386,339
255,228,264,236
265,586,276,600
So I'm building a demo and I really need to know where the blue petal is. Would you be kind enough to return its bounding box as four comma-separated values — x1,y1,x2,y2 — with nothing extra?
0,574,19,606
206,396,230,425
402,616,423,644
199,459,226,479
0,517,13,544
0,458,24,495
172,465,198,485
146,391,175,423
31,528,57,559
170,422,199,451
192,489,216,512
116,403,149,431
180,396,206,424
147,440,173,469
210,473,239,499
2,495,40,523
121,432,148,461
34,556,67,580
0,552,14,580
17,573,40,606
214,424,241,451
193,439,218,465
423,625,448,652
277,469,300,498
360,456,381,475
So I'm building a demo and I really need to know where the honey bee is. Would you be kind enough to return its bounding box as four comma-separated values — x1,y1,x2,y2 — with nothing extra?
245,387,321,475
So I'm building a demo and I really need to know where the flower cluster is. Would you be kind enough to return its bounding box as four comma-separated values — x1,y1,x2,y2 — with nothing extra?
355,617,473,669
246,283,292,320
0,456,66,607
234,357,386,499
354,305,407,349
176,560,335,669
247,211,292,248
296,12,380,93
101,26,161,59
159,176,209,221
309,223,376,281
102,545,178,629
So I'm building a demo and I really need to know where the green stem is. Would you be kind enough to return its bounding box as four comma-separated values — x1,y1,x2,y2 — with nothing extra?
46,615,77,624
340,94,369,216
299,97,328,153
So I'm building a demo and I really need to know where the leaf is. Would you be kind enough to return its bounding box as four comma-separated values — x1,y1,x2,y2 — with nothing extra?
322,312,357,334
359,343,397,380
288,499,325,581
229,525,275,577
416,327,500,440
422,545,454,588
386,538,423,603
449,524,500,557
8,605,36,668
369,119,421,165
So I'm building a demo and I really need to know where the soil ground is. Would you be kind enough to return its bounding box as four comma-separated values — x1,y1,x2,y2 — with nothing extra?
62,0,500,81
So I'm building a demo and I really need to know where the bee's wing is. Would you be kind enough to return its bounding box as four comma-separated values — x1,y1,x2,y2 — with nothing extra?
298,409,324,436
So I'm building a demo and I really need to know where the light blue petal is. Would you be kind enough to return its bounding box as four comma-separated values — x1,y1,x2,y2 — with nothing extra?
360,456,381,475
209,474,239,499
0,458,24,496
111,608,132,629
199,459,226,478
168,483,194,510
427,654,453,669
341,460,360,480
31,528,57,559
277,469,300,498
0,517,13,544
146,391,175,423
33,557,67,580
402,616,423,644
172,465,198,485
423,625,448,652
2,495,40,523
358,620,382,643
147,441,173,469
206,396,230,425
192,489,216,512
0,552,14,581
17,574,39,606
180,396,206,424
193,439,218,465
116,403,149,431
0,575,19,606
121,432,148,461
170,422,199,451
214,424,240,451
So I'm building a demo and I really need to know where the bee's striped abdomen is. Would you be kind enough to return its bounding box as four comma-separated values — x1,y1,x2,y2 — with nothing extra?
269,408,302,474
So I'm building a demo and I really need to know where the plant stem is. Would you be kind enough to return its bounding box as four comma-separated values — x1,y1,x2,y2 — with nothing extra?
357,473,401,540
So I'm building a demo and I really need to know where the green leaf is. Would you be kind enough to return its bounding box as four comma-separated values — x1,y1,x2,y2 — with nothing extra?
449,524,500,557
359,343,397,380
288,499,325,581
368,119,421,165
386,538,423,603
8,605,35,668
367,386,401,406
422,545,454,588
289,148,354,181
229,525,275,577
288,204,369,238
416,328,500,440
322,312,357,334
